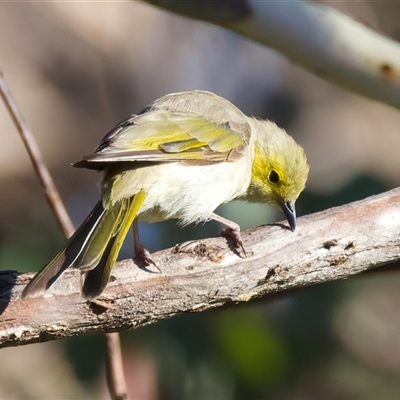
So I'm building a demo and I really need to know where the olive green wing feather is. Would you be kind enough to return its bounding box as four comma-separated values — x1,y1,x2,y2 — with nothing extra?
74,91,251,169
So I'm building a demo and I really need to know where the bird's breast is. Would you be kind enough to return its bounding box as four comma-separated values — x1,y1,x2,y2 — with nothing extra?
103,155,253,225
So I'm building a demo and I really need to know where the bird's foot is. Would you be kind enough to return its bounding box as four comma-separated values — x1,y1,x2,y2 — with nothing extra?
221,227,246,257
134,244,161,272
209,212,246,257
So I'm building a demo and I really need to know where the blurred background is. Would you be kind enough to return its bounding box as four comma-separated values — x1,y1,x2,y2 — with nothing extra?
1,2,400,399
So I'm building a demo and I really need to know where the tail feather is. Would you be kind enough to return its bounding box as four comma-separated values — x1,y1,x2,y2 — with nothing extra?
76,202,124,271
21,201,106,299
81,234,118,299
22,191,148,300
81,191,147,299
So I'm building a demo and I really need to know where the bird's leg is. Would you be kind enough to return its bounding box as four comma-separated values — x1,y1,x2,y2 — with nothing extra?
209,213,246,256
132,219,159,269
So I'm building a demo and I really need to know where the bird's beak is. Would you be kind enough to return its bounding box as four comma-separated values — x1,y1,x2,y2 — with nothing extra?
280,200,296,232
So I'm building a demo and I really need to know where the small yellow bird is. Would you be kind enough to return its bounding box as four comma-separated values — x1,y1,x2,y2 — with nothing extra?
22,90,309,300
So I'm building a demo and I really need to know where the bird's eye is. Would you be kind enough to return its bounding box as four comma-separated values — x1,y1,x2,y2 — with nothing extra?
269,170,280,183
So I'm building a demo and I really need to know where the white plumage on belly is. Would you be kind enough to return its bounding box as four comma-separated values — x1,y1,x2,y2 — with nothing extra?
104,147,253,225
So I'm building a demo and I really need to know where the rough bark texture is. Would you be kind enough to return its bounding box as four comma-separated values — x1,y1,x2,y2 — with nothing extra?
1,188,400,348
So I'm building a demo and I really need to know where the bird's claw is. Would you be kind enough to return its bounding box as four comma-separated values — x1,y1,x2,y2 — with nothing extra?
135,245,161,272
221,227,246,257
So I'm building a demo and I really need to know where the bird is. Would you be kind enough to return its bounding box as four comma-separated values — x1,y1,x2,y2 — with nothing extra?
21,90,309,300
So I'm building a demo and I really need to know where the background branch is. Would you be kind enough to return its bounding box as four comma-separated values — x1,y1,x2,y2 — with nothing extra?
1,187,399,348
144,0,400,110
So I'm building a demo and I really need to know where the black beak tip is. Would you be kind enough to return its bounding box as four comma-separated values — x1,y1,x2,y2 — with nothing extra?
281,201,296,232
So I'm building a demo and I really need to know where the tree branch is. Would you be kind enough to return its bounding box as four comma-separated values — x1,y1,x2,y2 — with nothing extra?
143,0,400,109
1,187,399,348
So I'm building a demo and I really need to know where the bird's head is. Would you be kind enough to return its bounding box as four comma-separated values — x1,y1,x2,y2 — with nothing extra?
245,120,309,231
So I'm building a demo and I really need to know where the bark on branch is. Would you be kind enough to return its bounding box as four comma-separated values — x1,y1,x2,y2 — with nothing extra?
1,187,400,349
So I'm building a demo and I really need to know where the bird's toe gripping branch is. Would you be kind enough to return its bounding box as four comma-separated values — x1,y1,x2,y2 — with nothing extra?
209,212,246,257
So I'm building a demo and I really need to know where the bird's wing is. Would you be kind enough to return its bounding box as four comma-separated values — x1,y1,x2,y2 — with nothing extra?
74,91,251,169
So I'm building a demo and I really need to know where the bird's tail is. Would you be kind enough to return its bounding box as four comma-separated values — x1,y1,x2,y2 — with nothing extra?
21,191,147,300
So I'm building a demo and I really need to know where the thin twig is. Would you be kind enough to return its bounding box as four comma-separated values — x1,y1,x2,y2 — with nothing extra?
0,72,75,238
106,332,128,400
0,72,128,400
